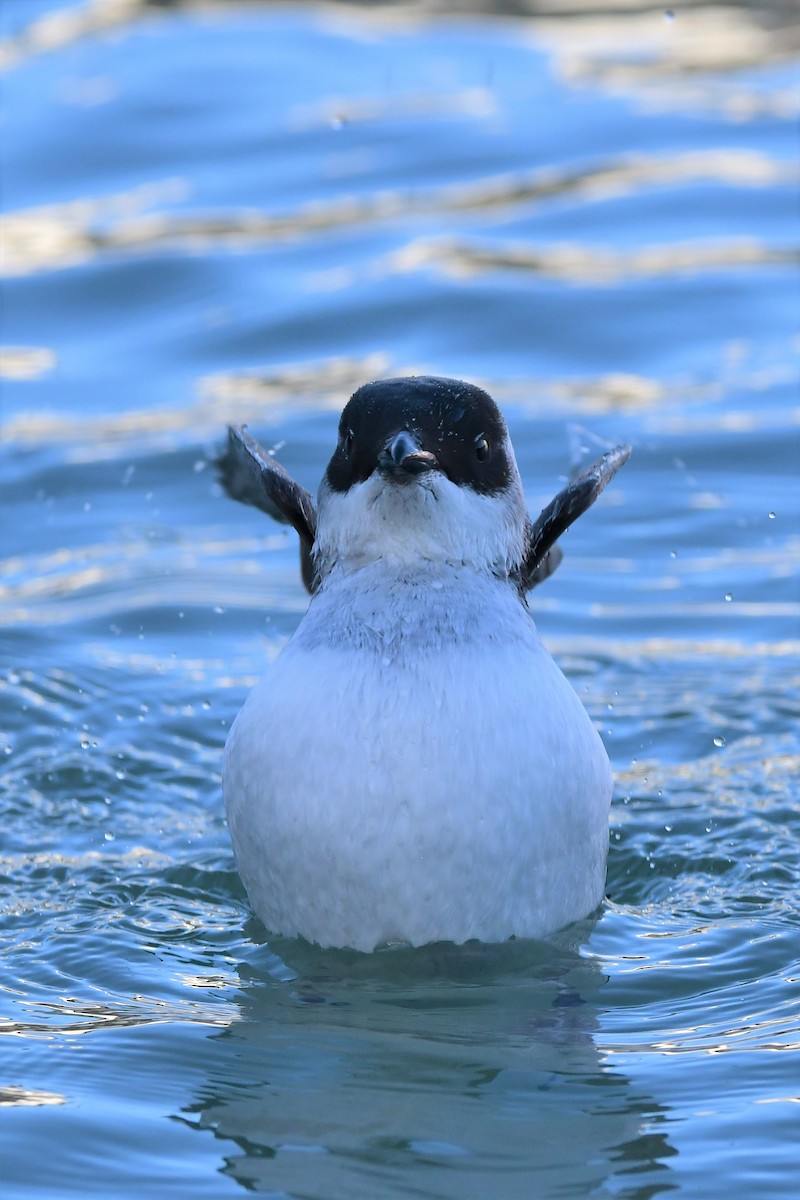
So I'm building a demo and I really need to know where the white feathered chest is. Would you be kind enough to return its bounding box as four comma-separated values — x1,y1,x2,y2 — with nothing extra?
223,564,612,951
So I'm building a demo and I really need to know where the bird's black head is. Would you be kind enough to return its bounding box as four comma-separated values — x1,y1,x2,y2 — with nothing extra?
324,376,514,496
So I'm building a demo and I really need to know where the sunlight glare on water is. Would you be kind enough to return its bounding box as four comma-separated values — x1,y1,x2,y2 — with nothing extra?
1,0,798,1196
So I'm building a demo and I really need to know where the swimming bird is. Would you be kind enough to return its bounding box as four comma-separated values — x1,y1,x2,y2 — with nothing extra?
220,376,630,952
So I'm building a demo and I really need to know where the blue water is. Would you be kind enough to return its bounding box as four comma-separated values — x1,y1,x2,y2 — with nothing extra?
1,1,798,1196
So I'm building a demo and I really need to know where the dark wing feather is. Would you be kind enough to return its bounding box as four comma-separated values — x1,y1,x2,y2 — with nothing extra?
524,542,563,589
520,444,631,592
218,425,318,593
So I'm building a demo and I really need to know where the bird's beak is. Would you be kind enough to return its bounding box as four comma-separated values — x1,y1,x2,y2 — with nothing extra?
378,430,438,477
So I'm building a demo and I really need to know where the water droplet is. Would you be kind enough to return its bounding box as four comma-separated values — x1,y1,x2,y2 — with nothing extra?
664,8,675,20
713,735,726,748
768,511,776,520
79,739,90,750
664,824,673,832
724,592,733,602
103,831,115,842
193,459,207,473
213,605,224,615
669,550,677,558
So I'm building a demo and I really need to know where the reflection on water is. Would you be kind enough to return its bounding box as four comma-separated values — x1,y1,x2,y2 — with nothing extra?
178,939,676,1199
2,353,388,447
3,148,794,277
0,1086,67,1108
0,346,56,379
2,0,798,81
385,231,798,284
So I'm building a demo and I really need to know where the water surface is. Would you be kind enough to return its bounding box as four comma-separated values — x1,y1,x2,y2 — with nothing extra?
1,0,798,1196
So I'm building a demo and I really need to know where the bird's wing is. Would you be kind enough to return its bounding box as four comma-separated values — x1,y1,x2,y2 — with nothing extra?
218,425,318,593
520,444,631,592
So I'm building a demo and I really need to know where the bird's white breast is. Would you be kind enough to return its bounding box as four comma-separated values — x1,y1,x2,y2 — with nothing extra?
223,563,612,952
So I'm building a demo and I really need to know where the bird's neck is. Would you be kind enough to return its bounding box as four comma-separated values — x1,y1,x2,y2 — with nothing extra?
294,560,533,656
313,474,528,584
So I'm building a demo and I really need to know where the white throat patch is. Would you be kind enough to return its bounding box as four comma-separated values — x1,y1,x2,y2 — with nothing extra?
314,437,528,580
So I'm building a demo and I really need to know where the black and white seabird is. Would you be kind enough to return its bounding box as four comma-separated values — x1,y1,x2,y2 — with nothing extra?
219,375,630,951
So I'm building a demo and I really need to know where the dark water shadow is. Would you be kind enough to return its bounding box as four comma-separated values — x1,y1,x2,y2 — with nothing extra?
174,925,679,1198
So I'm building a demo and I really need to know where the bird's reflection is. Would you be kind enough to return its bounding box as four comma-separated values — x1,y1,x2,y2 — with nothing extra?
175,923,677,1198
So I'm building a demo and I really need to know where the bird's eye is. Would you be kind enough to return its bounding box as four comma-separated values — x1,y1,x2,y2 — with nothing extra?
342,429,355,456
474,434,489,462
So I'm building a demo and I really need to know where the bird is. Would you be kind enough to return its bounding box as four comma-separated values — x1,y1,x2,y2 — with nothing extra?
219,375,630,952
